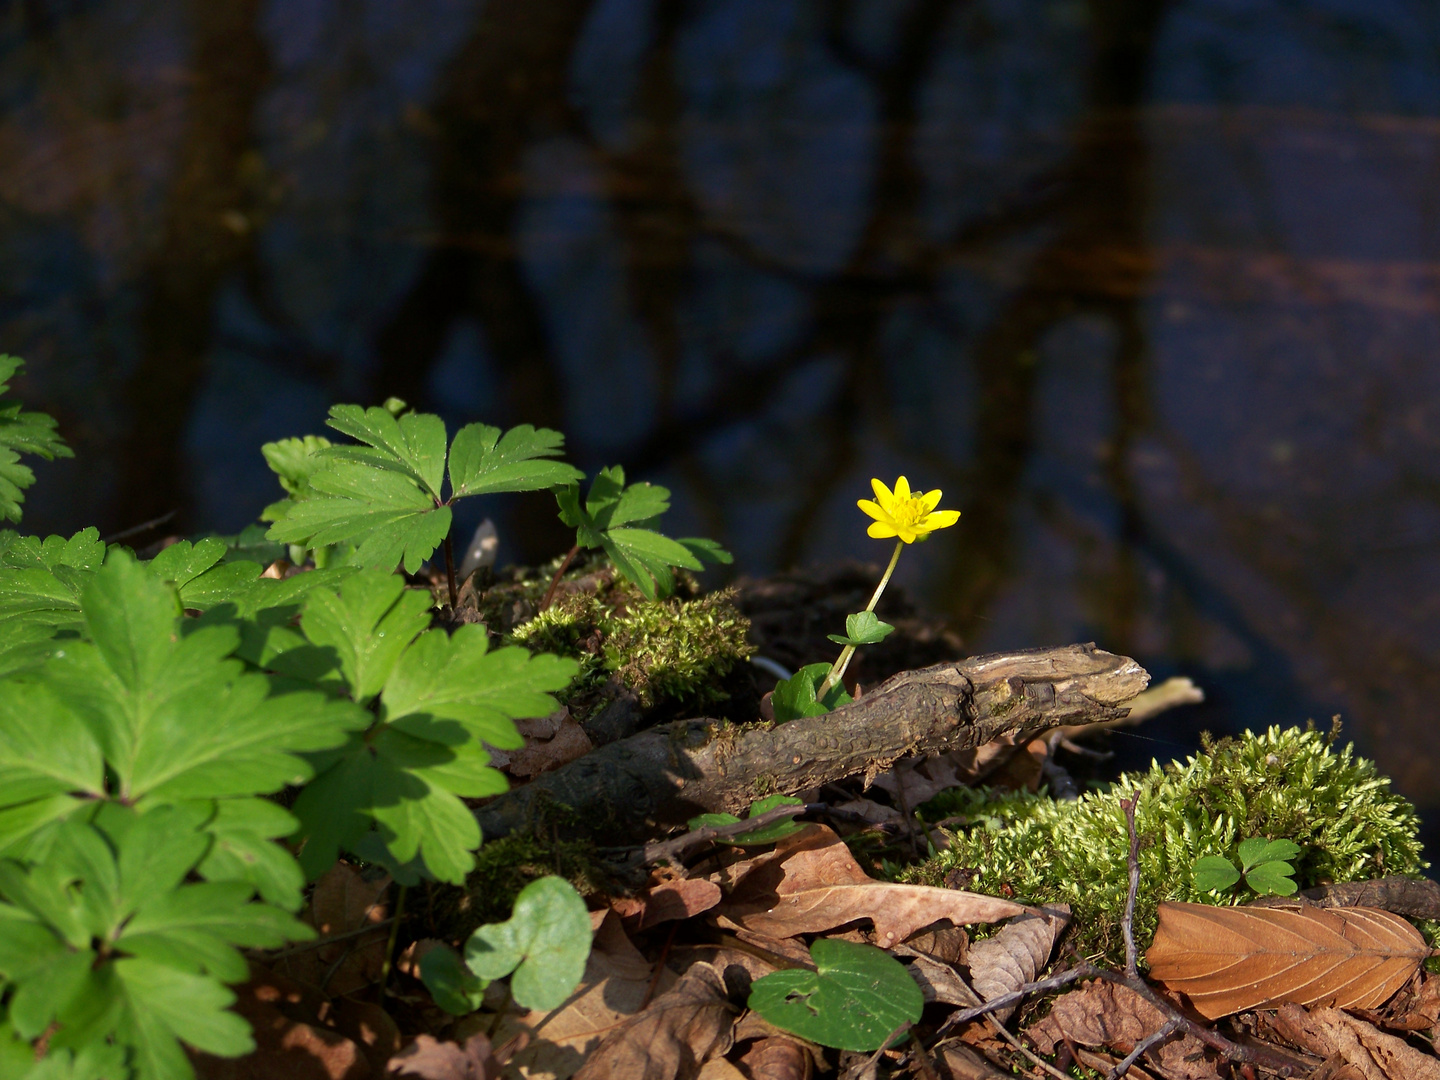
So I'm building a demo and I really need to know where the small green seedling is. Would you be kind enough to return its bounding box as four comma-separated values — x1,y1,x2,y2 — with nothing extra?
1192,837,1302,897
748,938,923,1051
826,610,896,647
551,465,730,603
687,794,809,846
462,876,591,1011
771,663,853,723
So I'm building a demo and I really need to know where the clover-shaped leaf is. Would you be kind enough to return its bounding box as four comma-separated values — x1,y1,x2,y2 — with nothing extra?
826,610,896,647
771,663,852,723
1191,854,1242,893
748,938,923,1051
463,876,590,1011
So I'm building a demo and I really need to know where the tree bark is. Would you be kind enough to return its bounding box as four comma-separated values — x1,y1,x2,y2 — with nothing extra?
475,642,1149,843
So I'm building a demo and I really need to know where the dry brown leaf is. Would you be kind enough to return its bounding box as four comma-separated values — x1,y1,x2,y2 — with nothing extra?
387,1034,500,1080
1271,1003,1440,1080
966,904,1069,1024
280,861,392,996
713,826,1026,946
507,710,594,778
931,1041,1014,1080
191,964,371,1080
571,962,736,1080
1146,901,1430,1019
870,754,965,806
1024,979,1217,1080
736,1037,814,1080
611,878,723,932
488,910,673,1080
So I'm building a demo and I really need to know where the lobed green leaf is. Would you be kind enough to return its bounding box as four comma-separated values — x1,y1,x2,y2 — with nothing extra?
464,876,590,1011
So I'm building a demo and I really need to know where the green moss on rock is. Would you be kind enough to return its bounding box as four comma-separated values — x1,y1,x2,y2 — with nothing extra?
903,724,1427,965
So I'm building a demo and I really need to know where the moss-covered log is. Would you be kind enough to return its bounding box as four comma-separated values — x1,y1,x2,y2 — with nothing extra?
474,642,1149,843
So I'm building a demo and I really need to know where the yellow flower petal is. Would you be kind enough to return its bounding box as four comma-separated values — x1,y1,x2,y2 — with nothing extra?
893,475,912,501
867,521,899,539
922,509,961,530
870,477,893,504
898,527,918,543
857,498,887,523
920,488,943,512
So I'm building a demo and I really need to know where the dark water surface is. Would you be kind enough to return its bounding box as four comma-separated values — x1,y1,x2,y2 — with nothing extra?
6,1,1440,852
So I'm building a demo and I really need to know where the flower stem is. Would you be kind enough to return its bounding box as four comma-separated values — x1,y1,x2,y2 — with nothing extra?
817,540,904,700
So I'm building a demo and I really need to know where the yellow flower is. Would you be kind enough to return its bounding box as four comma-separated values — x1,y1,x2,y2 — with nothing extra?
857,476,960,543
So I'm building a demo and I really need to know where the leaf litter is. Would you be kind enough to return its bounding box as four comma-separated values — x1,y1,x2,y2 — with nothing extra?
171,564,1439,1080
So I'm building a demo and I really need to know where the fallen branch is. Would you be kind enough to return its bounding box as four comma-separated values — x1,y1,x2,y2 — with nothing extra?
475,642,1149,843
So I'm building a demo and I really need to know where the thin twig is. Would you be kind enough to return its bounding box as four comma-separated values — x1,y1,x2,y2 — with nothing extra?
1109,1016,1181,1079
101,509,177,543
253,917,396,959
983,1013,1074,1080
907,1031,942,1080
1119,795,1141,977
637,802,813,865
539,544,581,611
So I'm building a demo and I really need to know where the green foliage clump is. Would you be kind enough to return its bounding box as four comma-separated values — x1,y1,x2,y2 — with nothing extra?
0,356,71,524
509,581,754,711
905,725,1427,964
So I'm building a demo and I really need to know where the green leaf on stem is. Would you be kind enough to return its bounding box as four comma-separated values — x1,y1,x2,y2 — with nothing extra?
0,356,72,524
826,610,896,647
464,876,591,1011
771,663,852,724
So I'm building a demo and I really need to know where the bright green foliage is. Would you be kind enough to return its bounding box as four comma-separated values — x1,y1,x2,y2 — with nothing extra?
908,726,1427,964
418,944,487,1016
1193,837,1301,897
287,569,578,884
555,466,731,600
0,804,311,1080
826,610,895,647
687,794,809,846
0,552,367,911
0,357,71,524
463,876,590,1011
771,662,853,723
748,939,923,1051
266,405,581,573
510,583,753,712
259,435,332,522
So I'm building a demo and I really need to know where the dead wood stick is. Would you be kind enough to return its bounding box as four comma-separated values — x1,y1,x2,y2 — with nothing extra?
475,642,1149,843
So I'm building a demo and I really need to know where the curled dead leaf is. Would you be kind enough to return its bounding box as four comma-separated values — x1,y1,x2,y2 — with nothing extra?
966,904,1069,1023
1271,1003,1440,1080
714,826,1026,946
1146,902,1430,1019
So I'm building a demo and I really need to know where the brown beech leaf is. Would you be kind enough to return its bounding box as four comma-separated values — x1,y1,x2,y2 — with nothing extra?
1024,979,1217,1080
1271,1003,1440,1080
281,861,391,996
507,710,594,778
713,826,1026,946
1146,902,1431,1020
611,878,723,932
571,962,736,1080
966,904,1069,1024
387,1033,499,1080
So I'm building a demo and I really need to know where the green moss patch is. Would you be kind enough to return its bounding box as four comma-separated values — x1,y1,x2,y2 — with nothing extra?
904,724,1427,964
509,581,754,714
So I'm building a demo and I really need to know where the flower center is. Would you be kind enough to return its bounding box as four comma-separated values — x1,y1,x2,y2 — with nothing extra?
891,496,927,528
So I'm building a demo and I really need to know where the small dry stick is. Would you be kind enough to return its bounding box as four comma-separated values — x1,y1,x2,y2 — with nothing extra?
636,802,813,866
1119,795,1141,977
1110,1016,1181,1079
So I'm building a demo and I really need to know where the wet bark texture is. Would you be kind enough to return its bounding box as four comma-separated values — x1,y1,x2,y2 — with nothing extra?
475,642,1149,843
